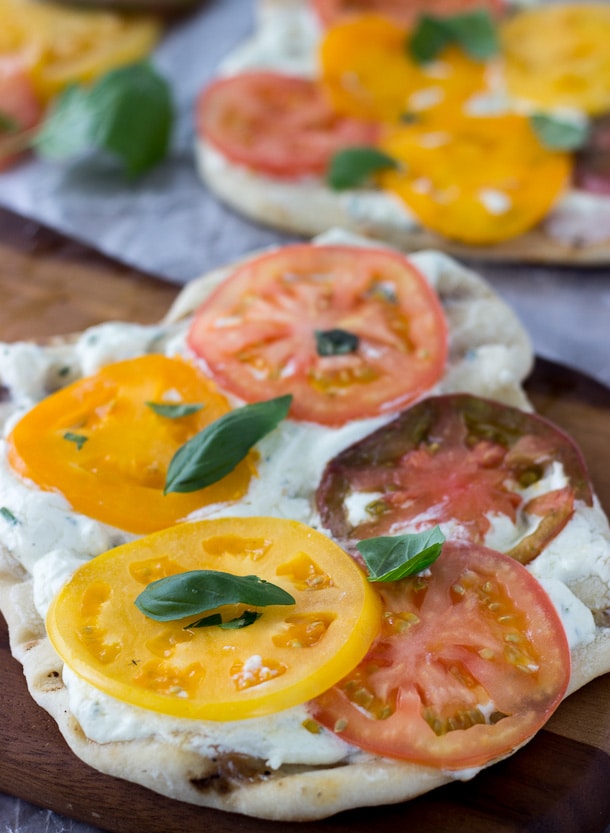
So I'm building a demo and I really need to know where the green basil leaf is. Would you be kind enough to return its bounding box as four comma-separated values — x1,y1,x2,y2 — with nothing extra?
408,10,498,63
446,11,498,61
135,570,295,622
186,610,262,630
0,507,18,525
164,394,292,494
64,432,88,451
408,15,453,63
530,113,590,151
315,328,359,356
34,62,173,177
327,146,399,190
357,526,445,582
146,402,203,418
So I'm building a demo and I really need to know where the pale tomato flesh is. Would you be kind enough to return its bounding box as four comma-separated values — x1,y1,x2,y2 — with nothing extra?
310,542,570,769
187,245,448,426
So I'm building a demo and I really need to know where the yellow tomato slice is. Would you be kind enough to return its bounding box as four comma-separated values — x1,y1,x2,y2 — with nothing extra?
46,516,382,720
500,3,610,116
319,14,490,123
0,0,160,100
7,355,256,534
378,114,571,244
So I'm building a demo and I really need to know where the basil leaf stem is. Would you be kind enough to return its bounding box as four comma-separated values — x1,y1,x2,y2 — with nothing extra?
315,328,359,356
135,570,295,622
186,610,262,630
530,113,590,151
327,146,399,190
357,526,445,582
408,11,498,64
0,507,18,525
164,394,292,494
146,401,203,418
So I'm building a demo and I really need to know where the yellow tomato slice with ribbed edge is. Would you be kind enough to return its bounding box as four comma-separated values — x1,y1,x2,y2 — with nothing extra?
46,517,382,720
0,0,160,101
500,3,610,116
7,355,256,534
378,114,571,244
319,14,490,123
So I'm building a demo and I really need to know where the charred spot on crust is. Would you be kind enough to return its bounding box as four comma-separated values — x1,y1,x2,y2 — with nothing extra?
190,752,272,795
0,384,11,403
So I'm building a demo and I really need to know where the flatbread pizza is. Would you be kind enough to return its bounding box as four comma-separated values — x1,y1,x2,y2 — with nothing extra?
194,0,610,264
0,234,609,822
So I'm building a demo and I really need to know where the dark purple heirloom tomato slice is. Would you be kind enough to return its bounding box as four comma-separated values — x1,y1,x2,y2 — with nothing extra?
310,542,570,769
316,393,593,563
574,115,610,196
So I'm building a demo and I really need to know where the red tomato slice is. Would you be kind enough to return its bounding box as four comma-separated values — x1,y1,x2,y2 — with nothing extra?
312,0,505,28
0,60,43,171
187,245,448,426
317,394,593,561
196,72,380,179
310,542,570,769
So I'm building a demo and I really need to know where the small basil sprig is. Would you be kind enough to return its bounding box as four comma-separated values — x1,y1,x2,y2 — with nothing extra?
0,507,18,526
408,11,498,64
33,61,173,178
164,394,292,494
64,432,88,450
327,146,399,190
146,402,203,418
357,526,445,582
135,570,295,622
315,328,359,356
530,113,590,151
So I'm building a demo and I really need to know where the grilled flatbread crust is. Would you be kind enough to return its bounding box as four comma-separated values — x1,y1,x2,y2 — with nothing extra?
0,242,608,821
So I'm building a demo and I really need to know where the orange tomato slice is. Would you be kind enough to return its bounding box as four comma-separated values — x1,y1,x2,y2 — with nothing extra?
46,516,382,720
319,14,491,123
7,355,256,534
500,3,610,116
378,114,571,244
313,0,505,29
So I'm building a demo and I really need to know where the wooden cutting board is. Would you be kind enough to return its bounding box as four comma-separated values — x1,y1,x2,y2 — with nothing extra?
0,209,608,833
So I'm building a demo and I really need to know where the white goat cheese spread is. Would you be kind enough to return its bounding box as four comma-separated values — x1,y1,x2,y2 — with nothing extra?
0,243,604,762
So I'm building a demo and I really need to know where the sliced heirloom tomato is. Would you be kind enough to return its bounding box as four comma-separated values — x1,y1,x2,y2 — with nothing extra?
317,394,593,563
500,3,610,116
187,245,448,426
7,355,256,534
0,60,42,170
0,0,160,101
319,14,491,123
574,115,610,196
310,542,570,769
196,72,380,179
378,114,571,244
313,0,504,28
46,516,382,720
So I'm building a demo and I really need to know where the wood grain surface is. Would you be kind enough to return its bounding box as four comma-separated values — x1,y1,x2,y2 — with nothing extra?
0,207,608,833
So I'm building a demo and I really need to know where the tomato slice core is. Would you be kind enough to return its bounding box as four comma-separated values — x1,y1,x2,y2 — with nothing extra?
317,394,593,561
46,516,382,720
187,245,448,426
311,542,570,769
